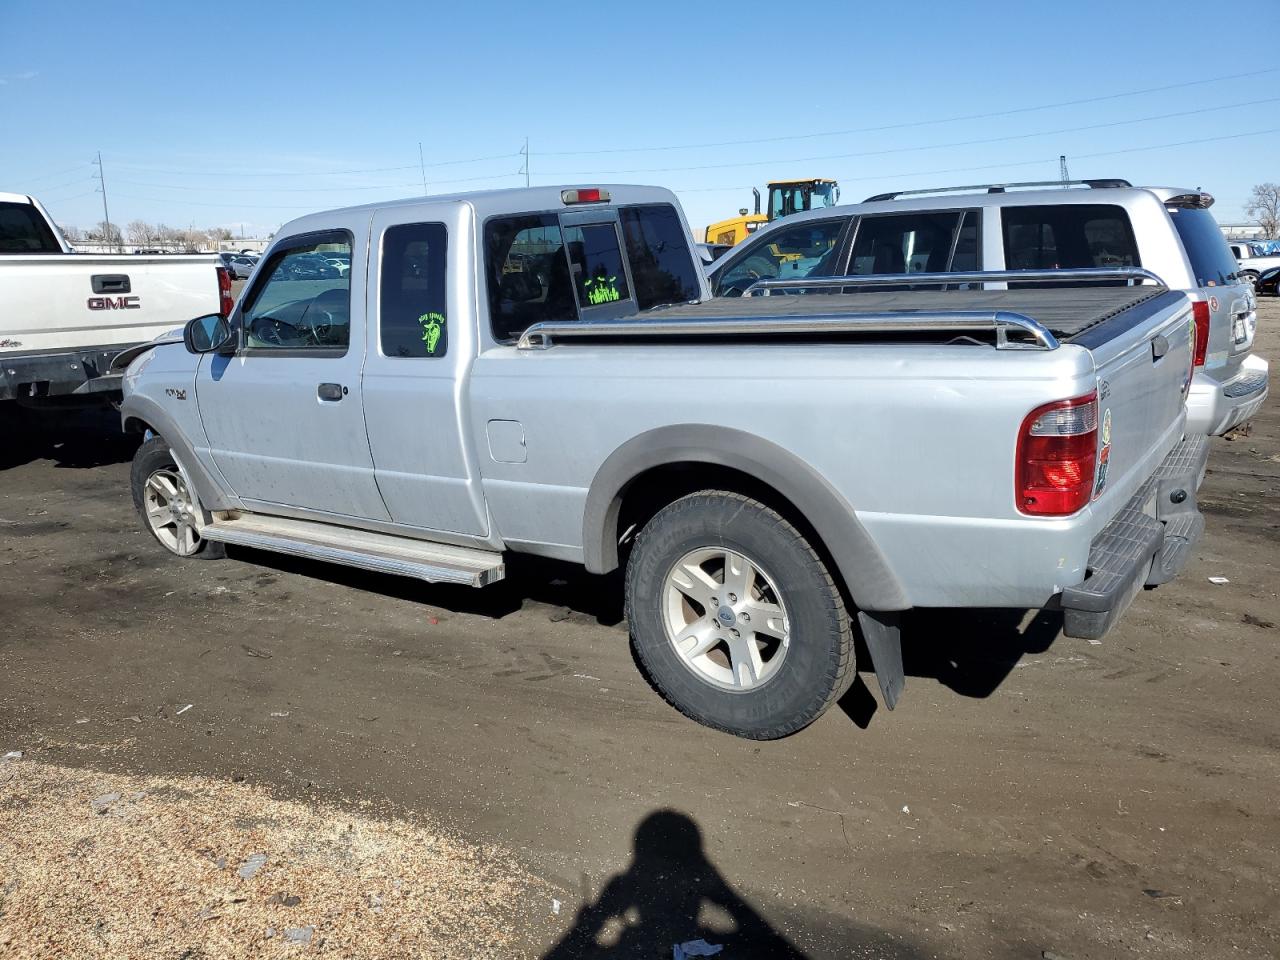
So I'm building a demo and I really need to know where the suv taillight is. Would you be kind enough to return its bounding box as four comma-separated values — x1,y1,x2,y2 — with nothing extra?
1016,392,1099,516
1191,300,1210,367
216,266,234,317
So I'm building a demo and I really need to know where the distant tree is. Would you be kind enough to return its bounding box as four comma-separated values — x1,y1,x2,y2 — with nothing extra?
89,221,123,245
126,219,156,247
1245,183,1280,239
209,226,233,242
56,223,82,242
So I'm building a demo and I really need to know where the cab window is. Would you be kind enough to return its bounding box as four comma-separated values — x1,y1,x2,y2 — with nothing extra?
485,214,576,342
379,222,448,358
1002,204,1139,271
846,210,976,284
241,233,352,352
713,219,846,297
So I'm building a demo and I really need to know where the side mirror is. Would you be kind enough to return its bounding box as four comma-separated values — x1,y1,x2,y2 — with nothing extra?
184,314,234,354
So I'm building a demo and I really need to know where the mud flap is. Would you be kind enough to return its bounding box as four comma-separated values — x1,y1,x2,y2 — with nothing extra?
857,610,904,710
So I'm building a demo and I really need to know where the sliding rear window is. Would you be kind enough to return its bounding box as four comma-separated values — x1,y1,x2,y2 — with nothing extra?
485,203,698,341
1168,206,1238,287
0,201,61,253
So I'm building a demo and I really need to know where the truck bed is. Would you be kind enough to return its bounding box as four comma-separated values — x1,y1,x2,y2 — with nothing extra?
654,286,1174,343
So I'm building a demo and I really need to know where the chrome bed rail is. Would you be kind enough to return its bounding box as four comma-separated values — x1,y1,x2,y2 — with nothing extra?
516,309,1060,352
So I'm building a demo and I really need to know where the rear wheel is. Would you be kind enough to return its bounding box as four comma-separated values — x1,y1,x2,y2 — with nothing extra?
625,491,853,739
130,437,224,559
1240,269,1260,288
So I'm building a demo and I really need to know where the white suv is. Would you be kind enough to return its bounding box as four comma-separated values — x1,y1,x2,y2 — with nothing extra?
708,179,1266,436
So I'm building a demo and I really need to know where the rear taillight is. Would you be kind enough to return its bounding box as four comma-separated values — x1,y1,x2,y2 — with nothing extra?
1191,300,1210,367
216,266,234,317
1016,392,1099,516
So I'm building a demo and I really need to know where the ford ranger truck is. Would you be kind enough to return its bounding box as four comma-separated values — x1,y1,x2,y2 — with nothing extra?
119,184,1208,740
0,191,232,406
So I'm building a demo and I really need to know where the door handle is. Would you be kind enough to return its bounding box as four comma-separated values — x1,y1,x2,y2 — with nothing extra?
317,383,346,401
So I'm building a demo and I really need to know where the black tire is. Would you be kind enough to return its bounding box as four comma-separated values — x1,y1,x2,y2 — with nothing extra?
1241,270,1259,288
130,436,225,559
625,491,853,739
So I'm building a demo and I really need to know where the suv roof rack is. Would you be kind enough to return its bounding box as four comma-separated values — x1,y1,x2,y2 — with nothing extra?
863,179,1133,203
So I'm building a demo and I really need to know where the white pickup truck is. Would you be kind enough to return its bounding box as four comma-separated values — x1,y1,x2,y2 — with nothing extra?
0,192,231,406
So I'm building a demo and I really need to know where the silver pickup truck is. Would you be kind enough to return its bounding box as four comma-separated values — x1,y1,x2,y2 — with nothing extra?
120,184,1208,739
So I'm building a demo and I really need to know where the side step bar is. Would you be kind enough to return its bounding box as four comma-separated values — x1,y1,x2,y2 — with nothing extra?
201,513,505,587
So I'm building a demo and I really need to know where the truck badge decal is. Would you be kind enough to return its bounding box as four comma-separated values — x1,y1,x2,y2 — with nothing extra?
0,338,22,348
165,388,187,401
1208,296,1219,312
417,312,445,355
583,275,621,305
1094,408,1113,498
88,295,141,311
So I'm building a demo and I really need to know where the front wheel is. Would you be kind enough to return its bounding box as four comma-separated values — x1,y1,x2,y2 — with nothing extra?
1240,270,1260,288
625,491,854,739
130,437,225,559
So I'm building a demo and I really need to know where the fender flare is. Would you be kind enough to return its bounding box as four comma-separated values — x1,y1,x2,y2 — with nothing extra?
120,393,236,513
581,425,910,613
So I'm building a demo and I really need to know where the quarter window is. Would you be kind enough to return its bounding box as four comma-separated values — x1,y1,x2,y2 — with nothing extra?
241,234,352,351
1002,204,1140,278
486,214,575,342
380,222,448,358
713,219,846,296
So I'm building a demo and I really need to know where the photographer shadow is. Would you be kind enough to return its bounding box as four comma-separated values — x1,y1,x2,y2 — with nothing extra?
543,810,809,959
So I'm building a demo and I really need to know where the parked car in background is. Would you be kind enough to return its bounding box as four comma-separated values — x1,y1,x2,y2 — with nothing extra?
1228,241,1280,286
228,255,258,280
1256,265,1280,297
120,184,1207,740
1,190,231,407
707,179,1266,437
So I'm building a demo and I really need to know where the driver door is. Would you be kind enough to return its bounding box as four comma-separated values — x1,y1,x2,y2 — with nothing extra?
194,227,392,522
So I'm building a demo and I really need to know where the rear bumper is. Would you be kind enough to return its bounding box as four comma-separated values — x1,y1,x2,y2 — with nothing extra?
1059,433,1210,640
1186,354,1269,435
0,345,133,402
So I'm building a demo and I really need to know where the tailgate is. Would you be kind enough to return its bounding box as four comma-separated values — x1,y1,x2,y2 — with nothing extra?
1080,292,1194,519
0,255,219,356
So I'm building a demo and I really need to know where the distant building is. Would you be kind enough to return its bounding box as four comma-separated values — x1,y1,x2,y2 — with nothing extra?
1218,222,1267,241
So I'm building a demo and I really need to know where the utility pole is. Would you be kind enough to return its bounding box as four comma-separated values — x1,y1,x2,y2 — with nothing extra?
1059,154,1070,184
418,142,428,196
92,151,117,252
519,137,530,187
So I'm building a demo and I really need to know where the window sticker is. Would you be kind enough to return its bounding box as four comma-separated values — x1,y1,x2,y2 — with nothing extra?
418,312,445,355
583,274,621,306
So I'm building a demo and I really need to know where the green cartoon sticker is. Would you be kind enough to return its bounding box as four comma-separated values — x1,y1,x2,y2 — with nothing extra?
417,311,445,355
583,276,620,306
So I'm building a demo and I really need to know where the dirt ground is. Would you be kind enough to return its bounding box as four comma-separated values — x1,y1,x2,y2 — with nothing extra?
1,302,1278,960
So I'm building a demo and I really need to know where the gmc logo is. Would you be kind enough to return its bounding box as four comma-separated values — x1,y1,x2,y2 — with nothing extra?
88,296,140,311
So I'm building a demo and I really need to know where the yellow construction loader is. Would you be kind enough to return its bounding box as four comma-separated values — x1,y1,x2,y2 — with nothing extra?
703,179,840,248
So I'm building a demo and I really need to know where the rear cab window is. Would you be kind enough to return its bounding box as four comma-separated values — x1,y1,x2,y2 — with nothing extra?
1167,206,1239,288
485,202,699,342
0,201,61,253
1001,204,1139,286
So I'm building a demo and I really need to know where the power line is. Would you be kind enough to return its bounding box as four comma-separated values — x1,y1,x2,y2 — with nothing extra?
539,97,1280,176
108,151,517,178
539,67,1280,156
112,168,520,193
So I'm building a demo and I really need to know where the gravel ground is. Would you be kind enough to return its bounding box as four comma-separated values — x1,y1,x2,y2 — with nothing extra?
1,298,1278,959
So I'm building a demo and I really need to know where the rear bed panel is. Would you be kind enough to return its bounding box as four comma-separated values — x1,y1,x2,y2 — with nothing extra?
0,255,219,356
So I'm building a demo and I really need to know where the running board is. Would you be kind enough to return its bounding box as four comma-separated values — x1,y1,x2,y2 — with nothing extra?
201,513,504,587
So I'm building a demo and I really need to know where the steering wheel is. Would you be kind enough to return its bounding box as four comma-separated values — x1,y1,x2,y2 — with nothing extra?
248,315,306,347
297,301,342,345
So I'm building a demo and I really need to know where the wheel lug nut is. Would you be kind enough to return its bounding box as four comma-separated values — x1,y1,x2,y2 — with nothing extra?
729,628,740,638
710,597,719,607
728,593,737,603
740,612,750,622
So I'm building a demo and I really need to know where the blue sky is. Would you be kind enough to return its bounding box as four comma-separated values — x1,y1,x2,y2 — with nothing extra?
2,0,1276,238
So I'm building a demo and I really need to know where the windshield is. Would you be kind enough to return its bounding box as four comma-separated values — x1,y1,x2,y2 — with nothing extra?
810,183,839,209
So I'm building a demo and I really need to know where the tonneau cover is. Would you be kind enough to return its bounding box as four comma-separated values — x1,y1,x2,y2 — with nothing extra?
656,287,1170,341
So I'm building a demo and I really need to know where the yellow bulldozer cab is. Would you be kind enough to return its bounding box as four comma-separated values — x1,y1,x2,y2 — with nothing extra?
706,179,840,249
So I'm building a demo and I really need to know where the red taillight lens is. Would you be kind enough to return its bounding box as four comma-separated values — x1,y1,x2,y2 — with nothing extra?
1191,300,1210,367
561,187,609,204
1016,392,1099,516
216,266,234,317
